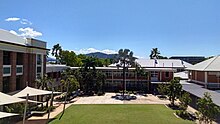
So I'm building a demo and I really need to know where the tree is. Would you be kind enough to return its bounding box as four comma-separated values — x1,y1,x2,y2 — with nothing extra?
95,71,106,94
61,68,79,96
150,48,161,59
60,50,82,66
157,83,168,98
134,63,147,91
82,57,96,71
179,92,191,111
149,48,168,59
35,74,51,90
196,92,220,124
114,49,136,97
51,43,62,64
167,78,182,106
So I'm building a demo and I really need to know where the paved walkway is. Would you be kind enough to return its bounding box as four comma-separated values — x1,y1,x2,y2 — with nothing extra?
74,93,170,104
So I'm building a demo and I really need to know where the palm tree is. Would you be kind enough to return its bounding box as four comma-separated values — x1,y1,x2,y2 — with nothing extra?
82,57,96,71
115,49,136,97
35,74,51,90
52,44,62,64
150,48,161,59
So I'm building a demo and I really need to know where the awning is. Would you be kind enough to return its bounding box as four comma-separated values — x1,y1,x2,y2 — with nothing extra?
0,111,19,119
181,80,220,106
0,92,25,106
13,86,61,98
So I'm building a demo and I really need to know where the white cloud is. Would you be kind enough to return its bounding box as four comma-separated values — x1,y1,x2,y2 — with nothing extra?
5,17,20,21
9,28,42,38
5,17,32,25
18,27,42,38
20,19,32,25
75,48,117,55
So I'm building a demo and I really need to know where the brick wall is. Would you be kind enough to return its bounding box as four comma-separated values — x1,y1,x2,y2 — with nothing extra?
208,75,219,83
9,52,16,91
28,53,36,87
43,55,46,75
21,53,28,88
161,72,173,82
0,50,3,91
197,71,205,82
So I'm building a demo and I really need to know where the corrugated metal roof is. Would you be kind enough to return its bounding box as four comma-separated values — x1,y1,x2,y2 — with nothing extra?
186,56,220,71
181,80,220,106
136,59,192,68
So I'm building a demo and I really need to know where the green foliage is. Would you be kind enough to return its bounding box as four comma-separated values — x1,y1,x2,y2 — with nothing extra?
51,43,62,64
157,83,168,97
35,74,52,90
176,110,192,120
167,79,182,106
149,48,167,59
61,69,80,95
60,50,83,66
51,44,113,67
114,49,136,95
4,103,25,115
196,92,220,124
179,92,191,111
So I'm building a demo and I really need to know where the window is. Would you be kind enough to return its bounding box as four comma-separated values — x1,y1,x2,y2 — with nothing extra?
3,51,10,65
165,72,170,78
3,77,10,93
37,67,42,73
3,67,11,74
16,53,23,65
37,54,42,65
16,66,23,74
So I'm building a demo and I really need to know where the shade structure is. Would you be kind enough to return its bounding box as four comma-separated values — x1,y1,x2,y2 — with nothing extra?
13,86,61,98
0,92,25,106
0,111,19,119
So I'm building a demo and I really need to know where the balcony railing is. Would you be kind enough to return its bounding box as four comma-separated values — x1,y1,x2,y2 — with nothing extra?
3,65,11,77
16,65,23,75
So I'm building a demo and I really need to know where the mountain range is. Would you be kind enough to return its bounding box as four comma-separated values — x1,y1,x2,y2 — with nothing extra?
85,52,117,59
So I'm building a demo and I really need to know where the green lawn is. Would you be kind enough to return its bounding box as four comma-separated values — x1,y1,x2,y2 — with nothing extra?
50,104,194,124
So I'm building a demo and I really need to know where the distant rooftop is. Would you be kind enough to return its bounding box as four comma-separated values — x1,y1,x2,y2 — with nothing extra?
186,55,220,71
136,59,192,68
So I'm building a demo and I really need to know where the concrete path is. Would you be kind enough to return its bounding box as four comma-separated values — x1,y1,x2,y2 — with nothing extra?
74,93,170,104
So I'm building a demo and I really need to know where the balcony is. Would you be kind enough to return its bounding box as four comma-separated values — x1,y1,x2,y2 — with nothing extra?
16,65,23,75
3,65,11,77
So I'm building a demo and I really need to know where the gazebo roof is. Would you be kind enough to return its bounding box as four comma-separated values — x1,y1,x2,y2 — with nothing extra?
13,86,61,98
0,111,19,119
0,92,25,106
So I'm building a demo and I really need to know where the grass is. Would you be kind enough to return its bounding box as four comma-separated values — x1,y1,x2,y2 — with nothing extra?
50,104,194,124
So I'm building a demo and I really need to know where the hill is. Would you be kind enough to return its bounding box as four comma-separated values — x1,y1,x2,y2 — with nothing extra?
85,52,117,59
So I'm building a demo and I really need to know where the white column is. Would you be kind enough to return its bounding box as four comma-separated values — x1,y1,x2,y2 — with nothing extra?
195,71,197,81
160,71,162,81
205,72,208,88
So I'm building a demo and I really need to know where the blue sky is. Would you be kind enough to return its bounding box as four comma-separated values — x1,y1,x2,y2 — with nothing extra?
0,0,220,58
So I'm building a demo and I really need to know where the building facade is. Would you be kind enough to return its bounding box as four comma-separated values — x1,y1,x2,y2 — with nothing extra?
46,58,190,92
187,56,220,89
0,29,47,93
